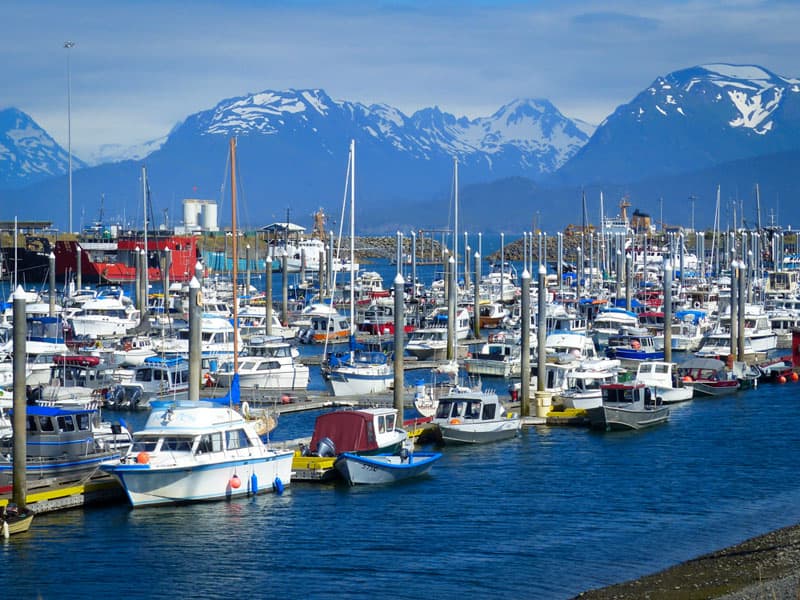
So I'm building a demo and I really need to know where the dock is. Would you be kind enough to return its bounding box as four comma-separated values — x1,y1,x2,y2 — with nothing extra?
0,474,124,514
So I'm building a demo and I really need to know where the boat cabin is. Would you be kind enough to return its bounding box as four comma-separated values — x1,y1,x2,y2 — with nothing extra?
308,408,404,456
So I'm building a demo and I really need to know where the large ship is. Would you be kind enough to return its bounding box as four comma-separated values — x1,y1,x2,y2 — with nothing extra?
4,230,202,284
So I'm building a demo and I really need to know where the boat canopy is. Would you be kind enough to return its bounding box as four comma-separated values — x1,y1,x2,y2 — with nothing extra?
310,411,381,454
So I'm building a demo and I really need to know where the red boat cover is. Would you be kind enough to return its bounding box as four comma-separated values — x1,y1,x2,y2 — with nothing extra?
309,411,378,454
53,355,101,367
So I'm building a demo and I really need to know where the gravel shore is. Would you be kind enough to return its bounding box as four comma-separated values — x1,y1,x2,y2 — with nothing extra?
573,523,800,599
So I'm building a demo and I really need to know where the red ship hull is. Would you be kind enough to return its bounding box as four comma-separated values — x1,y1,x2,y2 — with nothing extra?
54,234,201,284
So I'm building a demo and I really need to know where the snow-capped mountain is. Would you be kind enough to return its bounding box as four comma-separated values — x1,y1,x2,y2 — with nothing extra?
178,88,589,176
0,108,86,189
556,63,800,184
83,136,167,166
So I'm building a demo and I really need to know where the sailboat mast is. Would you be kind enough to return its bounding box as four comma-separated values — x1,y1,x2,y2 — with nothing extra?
142,165,149,307
348,139,356,336
230,138,239,373
453,157,458,288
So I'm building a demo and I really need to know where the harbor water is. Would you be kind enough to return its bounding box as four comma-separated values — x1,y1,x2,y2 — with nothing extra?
3,255,800,598
3,377,800,598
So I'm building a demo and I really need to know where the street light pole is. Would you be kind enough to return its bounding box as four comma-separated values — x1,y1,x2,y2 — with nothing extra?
64,40,75,234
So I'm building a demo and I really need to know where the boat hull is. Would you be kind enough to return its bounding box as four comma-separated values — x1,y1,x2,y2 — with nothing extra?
689,381,740,396
102,450,294,507
437,420,521,444
587,405,670,431
334,452,442,485
327,369,393,396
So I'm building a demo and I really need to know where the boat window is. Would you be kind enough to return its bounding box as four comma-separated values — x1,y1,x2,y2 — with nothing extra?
38,416,56,432
226,429,250,450
452,401,466,418
26,415,37,432
177,370,188,384
482,403,497,420
131,437,159,453
655,364,669,374
197,432,222,454
161,437,194,452
377,416,386,433
153,369,164,381
136,368,153,382
465,401,481,419
435,401,453,419
77,413,91,430
57,415,76,432
385,413,395,431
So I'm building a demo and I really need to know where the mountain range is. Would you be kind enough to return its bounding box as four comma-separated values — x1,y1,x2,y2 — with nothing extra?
1,63,798,232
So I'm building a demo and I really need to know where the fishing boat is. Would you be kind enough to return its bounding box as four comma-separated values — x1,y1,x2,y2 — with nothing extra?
676,358,740,396
604,333,664,367
303,407,407,457
559,364,621,410
334,449,442,485
100,401,293,507
463,337,521,378
325,346,393,396
106,356,190,410
215,336,309,390
0,404,132,486
634,361,694,404
432,390,520,444
586,382,670,431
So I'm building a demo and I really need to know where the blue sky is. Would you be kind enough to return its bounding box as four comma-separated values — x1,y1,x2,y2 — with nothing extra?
1,0,797,160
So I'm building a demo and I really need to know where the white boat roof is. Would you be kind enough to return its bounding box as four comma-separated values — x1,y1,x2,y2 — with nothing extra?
140,404,246,434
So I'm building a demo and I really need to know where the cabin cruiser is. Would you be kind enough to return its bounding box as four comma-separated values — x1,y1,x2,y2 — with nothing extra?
100,402,293,507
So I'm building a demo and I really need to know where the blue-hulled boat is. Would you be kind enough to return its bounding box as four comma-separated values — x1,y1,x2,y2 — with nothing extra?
334,449,442,485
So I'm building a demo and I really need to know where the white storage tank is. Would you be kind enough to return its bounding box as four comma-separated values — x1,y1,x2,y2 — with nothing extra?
183,199,202,229
201,202,218,232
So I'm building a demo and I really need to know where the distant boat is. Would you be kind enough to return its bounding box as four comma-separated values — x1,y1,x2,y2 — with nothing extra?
432,390,521,444
586,381,670,431
677,358,740,396
634,360,694,404
334,450,442,485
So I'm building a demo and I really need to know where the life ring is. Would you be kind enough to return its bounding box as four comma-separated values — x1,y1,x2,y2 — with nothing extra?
123,342,133,351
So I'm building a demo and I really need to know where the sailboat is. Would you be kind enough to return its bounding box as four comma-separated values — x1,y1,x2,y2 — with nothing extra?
326,140,393,397
100,140,294,507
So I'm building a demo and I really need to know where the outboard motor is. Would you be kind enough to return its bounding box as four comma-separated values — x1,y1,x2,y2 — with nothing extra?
316,437,336,458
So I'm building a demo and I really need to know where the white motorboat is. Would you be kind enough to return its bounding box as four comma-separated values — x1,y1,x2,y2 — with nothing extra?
559,365,621,410
326,349,393,396
100,401,293,507
586,382,670,431
433,390,520,444
634,361,694,404
106,356,190,410
69,294,140,339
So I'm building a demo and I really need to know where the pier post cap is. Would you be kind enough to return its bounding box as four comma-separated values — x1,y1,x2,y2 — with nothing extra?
49,252,55,259
448,255,455,264
189,276,200,289
474,251,480,259
538,264,547,276
521,268,531,280
12,285,26,300
394,273,405,286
